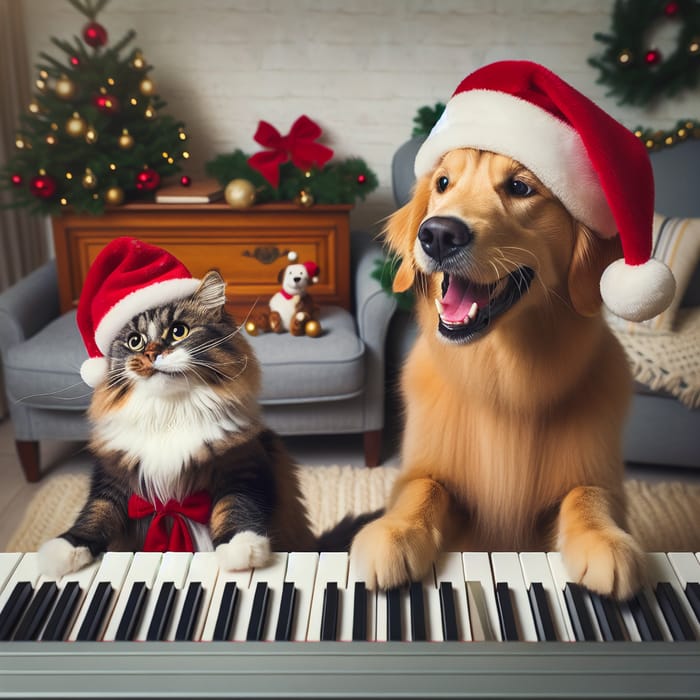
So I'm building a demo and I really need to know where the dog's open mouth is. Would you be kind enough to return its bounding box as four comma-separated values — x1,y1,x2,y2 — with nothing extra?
436,267,535,342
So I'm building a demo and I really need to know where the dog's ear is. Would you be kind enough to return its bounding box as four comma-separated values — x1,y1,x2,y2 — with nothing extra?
568,223,623,317
384,175,432,293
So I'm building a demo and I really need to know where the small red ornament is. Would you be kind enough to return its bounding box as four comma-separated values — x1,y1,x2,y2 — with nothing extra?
645,49,661,65
180,175,192,187
10,173,23,187
70,56,80,67
83,21,108,48
664,1,680,17
135,168,161,192
357,173,367,185
29,174,57,199
93,94,120,113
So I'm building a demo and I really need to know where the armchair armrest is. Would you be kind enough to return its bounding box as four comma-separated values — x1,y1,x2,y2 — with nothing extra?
0,260,60,358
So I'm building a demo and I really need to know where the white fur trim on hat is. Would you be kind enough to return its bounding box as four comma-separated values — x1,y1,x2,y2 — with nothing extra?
600,258,676,322
414,90,617,238
80,356,109,388
94,277,201,355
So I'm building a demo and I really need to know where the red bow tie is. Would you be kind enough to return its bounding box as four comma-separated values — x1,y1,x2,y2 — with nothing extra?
128,491,212,552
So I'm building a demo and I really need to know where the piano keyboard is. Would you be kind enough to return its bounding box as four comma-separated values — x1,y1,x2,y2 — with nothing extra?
0,550,698,699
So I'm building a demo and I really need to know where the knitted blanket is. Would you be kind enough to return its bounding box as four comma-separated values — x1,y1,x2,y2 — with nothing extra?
7,467,700,553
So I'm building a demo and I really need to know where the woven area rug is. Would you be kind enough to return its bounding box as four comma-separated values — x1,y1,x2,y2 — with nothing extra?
7,466,700,553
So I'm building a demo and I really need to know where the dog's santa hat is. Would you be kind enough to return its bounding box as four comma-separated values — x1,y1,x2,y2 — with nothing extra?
77,237,201,387
414,60,675,322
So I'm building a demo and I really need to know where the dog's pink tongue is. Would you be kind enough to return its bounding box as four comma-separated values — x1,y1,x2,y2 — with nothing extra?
441,277,487,322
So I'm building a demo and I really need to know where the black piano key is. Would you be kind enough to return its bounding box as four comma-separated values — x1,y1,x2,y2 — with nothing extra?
409,581,426,641
495,582,519,641
320,582,339,642
439,581,459,641
246,582,269,642
146,581,176,641
274,582,296,642
212,581,238,641
351,582,367,642
41,581,82,641
76,581,114,641
0,582,34,641
528,582,557,641
13,581,59,641
115,581,148,641
563,583,596,642
627,591,663,642
174,582,203,641
386,587,403,641
590,593,625,641
685,581,700,623
655,582,695,641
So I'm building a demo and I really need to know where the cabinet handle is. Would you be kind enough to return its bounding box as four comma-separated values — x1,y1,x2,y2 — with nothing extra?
242,246,291,265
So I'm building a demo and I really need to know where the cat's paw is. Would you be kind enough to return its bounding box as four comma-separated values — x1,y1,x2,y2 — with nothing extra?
216,531,271,571
37,537,93,578
560,526,645,600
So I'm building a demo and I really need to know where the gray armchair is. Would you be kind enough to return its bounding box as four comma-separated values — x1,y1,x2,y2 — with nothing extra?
0,230,396,481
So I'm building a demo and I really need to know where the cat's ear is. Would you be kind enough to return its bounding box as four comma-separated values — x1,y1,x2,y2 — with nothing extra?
194,270,227,311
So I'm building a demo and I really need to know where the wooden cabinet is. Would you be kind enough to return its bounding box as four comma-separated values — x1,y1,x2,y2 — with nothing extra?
51,202,352,320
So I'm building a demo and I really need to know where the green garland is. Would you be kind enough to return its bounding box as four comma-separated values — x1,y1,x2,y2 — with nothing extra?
411,102,445,137
634,118,700,150
589,0,700,106
205,149,377,206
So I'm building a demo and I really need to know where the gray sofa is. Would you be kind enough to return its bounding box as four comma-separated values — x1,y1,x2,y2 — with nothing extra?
386,137,700,470
0,230,396,481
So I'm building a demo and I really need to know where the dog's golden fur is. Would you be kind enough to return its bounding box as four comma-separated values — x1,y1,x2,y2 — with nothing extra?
351,149,644,599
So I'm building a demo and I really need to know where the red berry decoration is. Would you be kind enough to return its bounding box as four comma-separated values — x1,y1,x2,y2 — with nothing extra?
180,175,192,187
93,94,120,113
83,21,108,48
10,173,23,187
70,56,81,67
29,174,57,199
664,1,680,17
135,168,161,192
357,173,367,185
645,48,662,65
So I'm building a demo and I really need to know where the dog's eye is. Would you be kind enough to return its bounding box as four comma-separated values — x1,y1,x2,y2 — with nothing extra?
436,175,449,193
507,179,534,197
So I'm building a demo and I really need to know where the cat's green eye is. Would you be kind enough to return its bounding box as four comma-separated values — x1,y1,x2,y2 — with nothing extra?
169,322,190,342
126,332,146,352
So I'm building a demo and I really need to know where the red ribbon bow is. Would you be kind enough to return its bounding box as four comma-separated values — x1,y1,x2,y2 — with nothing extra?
128,490,212,552
247,115,334,188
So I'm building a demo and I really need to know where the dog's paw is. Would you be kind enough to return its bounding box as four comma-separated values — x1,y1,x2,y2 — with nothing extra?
560,526,645,600
37,537,93,578
216,531,271,571
350,515,438,590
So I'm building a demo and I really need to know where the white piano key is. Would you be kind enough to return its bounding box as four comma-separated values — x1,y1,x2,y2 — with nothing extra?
168,552,220,641
307,552,348,641
668,551,700,587
422,564,444,642
249,553,288,641
0,552,41,611
463,552,501,641
519,552,571,641
340,554,370,641
200,565,253,641
68,552,133,641
434,552,471,641
490,553,537,641
284,552,318,642
0,553,22,594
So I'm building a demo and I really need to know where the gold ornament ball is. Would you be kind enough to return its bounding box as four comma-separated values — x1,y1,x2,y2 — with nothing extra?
118,129,135,150
105,186,125,206
55,75,77,100
244,320,259,336
66,113,87,137
139,78,156,95
305,320,322,338
82,169,97,190
225,179,256,209
296,189,314,208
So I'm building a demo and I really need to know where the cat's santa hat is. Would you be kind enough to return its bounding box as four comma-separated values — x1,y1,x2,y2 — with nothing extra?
414,60,675,322
77,237,201,388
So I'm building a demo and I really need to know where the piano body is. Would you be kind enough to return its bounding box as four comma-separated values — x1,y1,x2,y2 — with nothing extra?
0,550,698,699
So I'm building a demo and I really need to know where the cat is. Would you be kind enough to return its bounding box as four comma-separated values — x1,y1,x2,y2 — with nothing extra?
38,268,360,578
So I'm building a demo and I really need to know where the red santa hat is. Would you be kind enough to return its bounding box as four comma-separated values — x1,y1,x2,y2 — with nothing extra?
414,60,675,322
303,261,320,283
77,237,201,387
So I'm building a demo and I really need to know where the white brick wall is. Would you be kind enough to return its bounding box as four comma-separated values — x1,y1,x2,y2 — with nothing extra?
21,0,700,233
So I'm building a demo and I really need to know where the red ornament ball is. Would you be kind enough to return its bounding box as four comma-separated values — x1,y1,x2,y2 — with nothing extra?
664,1,680,17
93,94,120,113
357,173,367,185
10,173,23,187
29,174,57,199
83,21,108,48
180,175,192,187
645,49,662,65
135,168,161,192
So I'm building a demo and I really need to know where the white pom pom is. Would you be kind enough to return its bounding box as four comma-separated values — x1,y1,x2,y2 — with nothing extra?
600,258,676,322
80,356,108,388
287,251,298,262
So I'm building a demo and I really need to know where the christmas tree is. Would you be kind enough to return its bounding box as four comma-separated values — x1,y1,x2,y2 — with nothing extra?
1,0,188,216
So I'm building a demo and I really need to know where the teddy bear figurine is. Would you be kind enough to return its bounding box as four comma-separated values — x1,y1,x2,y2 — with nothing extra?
246,252,323,337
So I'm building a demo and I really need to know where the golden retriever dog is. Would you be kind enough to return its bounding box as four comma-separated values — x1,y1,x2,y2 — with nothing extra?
351,147,645,600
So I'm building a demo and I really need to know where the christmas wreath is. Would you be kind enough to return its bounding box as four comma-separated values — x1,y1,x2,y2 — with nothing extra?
589,0,700,106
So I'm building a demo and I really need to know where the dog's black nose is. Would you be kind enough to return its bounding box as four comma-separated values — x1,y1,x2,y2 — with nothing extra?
417,216,472,262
